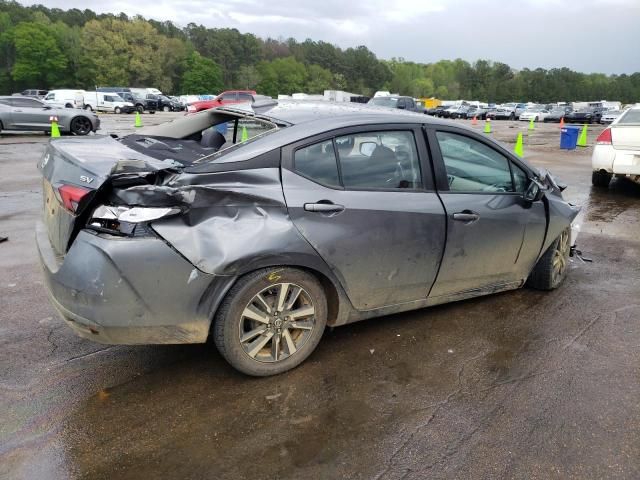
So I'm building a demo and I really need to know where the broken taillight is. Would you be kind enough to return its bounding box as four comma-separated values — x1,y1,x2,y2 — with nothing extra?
58,184,90,213
596,128,612,145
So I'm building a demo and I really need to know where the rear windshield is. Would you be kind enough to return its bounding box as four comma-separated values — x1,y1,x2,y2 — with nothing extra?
618,110,640,124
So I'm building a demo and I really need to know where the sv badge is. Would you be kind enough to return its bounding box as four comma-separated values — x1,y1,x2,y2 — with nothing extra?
80,175,94,184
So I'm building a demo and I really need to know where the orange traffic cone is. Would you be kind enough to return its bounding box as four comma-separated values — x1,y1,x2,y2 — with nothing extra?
472,116,478,126
559,117,565,128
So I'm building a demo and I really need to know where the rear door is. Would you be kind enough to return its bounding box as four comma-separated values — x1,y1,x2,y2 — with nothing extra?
426,126,546,298
281,125,446,311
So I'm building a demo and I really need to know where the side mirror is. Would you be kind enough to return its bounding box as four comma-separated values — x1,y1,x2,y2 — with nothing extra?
360,142,377,157
524,179,545,202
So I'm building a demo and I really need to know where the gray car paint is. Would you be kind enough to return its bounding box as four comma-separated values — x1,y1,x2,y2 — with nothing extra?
36,101,580,345
0,96,99,134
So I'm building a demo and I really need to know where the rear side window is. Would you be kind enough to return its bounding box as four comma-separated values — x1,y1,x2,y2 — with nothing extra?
436,131,514,193
238,93,253,102
336,131,422,189
618,110,640,124
294,140,340,188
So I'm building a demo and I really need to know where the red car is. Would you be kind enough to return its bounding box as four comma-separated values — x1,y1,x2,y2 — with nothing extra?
187,90,257,113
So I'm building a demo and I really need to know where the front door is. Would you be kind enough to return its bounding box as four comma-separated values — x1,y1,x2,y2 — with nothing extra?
427,128,546,298
8,97,50,129
282,126,447,311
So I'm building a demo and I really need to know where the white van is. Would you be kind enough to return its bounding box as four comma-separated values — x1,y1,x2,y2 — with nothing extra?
83,92,135,114
43,90,85,109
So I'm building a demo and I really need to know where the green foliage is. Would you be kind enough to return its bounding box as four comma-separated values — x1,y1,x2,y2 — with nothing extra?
0,0,638,101
11,22,67,87
181,51,223,94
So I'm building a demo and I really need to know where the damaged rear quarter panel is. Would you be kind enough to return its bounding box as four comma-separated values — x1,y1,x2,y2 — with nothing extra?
148,168,337,278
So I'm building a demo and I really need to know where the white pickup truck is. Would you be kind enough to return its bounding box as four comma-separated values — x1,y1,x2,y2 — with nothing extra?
592,106,640,187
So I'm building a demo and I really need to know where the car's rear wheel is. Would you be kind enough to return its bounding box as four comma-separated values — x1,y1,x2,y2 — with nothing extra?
163,105,170,112
70,116,92,136
214,268,327,376
114,106,122,114
527,229,571,290
592,170,612,188
136,105,144,114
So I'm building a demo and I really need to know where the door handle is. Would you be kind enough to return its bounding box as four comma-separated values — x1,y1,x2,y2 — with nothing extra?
304,202,345,213
13,109,23,112
452,210,480,223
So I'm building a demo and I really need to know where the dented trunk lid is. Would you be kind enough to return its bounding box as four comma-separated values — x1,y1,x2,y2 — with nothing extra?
38,135,182,255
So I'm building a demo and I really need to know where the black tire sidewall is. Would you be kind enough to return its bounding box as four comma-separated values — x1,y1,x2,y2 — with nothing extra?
214,268,327,376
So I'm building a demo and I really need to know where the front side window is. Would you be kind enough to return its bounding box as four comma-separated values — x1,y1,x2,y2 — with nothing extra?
336,131,422,189
436,131,514,193
294,140,340,188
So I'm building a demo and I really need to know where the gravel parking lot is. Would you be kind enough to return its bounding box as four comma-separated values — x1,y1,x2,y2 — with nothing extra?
1,113,639,479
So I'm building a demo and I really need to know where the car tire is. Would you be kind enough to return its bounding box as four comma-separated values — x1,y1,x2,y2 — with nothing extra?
136,105,144,114
527,229,571,291
65,103,73,108
114,107,122,114
592,170,612,188
163,105,170,112
69,116,92,136
214,267,327,376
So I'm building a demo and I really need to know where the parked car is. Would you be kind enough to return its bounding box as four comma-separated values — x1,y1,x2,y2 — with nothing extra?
487,106,518,120
17,89,48,99
565,107,606,124
462,106,490,120
599,110,622,124
519,107,551,122
83,92,135,114
448,105,472,119
96,88,157,113
0,96,99,135
543,107,572,123
151,94,184,112
43,90,85,109
439,105,460,118
366,95,425,113
36,100,580,376
591,106,640,187
187,90,257,113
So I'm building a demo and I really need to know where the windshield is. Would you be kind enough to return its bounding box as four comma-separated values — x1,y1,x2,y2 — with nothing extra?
368,97,399,107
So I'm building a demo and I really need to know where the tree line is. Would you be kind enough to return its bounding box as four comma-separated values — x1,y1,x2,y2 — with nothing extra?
1,0,639,103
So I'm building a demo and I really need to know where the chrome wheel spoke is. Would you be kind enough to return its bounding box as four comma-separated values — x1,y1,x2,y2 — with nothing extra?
290,320,314,331
254,293,272,314
282,329,297,355
289,305,315,320
242,304,270,324
246,331,274,358
272,333,281,361
240,325,268,343
276,283,290,312
283,286,302,311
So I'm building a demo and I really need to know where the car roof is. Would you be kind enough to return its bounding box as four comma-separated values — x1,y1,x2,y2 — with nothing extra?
252,100,437,126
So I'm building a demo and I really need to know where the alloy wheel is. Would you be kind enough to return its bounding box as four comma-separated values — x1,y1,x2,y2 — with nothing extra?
552,230,570,285
239,282,316,363
71,117,92,135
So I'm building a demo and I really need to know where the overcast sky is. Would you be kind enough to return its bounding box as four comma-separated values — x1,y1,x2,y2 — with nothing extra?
20,0,640,74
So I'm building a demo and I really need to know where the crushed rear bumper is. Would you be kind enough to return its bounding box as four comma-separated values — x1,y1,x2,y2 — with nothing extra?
36,222,234,344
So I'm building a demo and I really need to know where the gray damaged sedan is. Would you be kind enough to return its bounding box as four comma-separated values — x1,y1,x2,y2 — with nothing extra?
36,101,581,376
0,96,99,136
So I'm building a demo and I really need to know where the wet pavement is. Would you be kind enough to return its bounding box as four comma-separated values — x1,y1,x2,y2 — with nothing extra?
1,115,639,479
